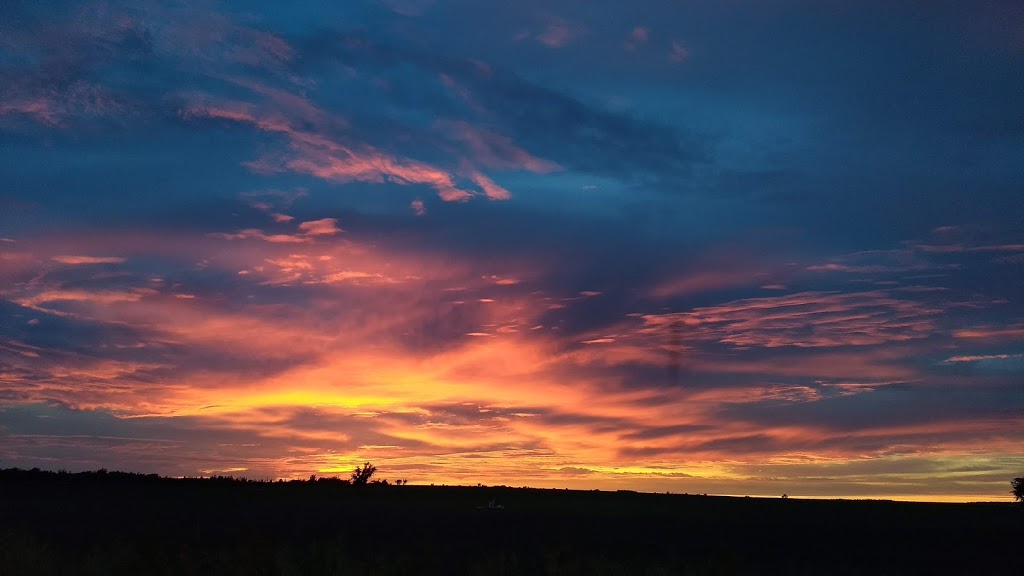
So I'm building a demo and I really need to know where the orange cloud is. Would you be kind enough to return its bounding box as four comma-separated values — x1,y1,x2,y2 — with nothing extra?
51,255,127,265
4,229,1022,501
953,324,1024,340
17,288,156,309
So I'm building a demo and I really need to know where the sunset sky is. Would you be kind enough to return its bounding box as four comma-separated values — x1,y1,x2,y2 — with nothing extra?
2,0,1022,502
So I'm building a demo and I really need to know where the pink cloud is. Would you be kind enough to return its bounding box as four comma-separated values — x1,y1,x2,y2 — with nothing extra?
944,354,1021,363
298,218,342,236
624,26,649,51
483,275,520,286
445,121,560,174
436,187,474,202
183,99,476,202
669,40,689,63
628,290,940,350
538,24,572,48
1,82,123,129
470,172,511,201
411,200,427,217
320,271,390,284
210,228,310,243
284,148,474,202
536,21,585,48
0,98,63,126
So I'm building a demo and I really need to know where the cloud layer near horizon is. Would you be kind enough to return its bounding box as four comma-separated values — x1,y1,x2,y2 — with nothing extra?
1,0,1022,501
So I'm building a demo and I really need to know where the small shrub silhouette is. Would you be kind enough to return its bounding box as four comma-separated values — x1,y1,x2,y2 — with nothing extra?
351,462,377,485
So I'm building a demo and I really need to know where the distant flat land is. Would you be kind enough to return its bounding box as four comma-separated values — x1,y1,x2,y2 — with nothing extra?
2,470,1021,575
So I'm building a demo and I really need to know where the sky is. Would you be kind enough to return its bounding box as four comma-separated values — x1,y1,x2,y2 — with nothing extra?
1,0,1022,502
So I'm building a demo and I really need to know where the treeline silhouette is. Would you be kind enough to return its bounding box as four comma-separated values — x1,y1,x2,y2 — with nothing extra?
2,466,1022,575
0,465,405,488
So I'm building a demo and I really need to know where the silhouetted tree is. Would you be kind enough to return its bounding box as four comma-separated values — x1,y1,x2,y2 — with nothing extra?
351,462,376,485
1012,477,1024,502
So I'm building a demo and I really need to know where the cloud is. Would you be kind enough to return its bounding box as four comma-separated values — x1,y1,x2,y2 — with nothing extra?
953,324,1024,341
51,255,126,265
411,199,427,216
470,172,511,201
0,98,64,126
182,99,479,202
633,290,940,350
536,22,585,48
443,121,560,173
298,218,342,236
913,243,1024,254
17,288,156,308
944,354,1021,363
668,40,689,63
287,29,705,184
210,228,310,243
483,275,519,286
624,26,649,51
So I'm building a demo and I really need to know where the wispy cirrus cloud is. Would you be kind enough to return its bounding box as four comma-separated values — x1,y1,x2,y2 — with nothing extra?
633,290,940,350
51,255,127,265
181,98,507,203
944,353,1022,363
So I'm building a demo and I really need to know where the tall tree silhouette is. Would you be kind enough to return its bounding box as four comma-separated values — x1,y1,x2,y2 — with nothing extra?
351,462,377,485
1012,477,1024,502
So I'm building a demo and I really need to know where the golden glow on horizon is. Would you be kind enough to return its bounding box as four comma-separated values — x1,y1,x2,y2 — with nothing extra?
2,228,1022,502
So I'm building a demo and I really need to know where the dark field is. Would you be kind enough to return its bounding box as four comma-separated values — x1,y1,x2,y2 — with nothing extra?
2,470,1021,575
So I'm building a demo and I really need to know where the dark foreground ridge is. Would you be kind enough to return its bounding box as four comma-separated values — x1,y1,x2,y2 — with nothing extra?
2,468,1021,575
